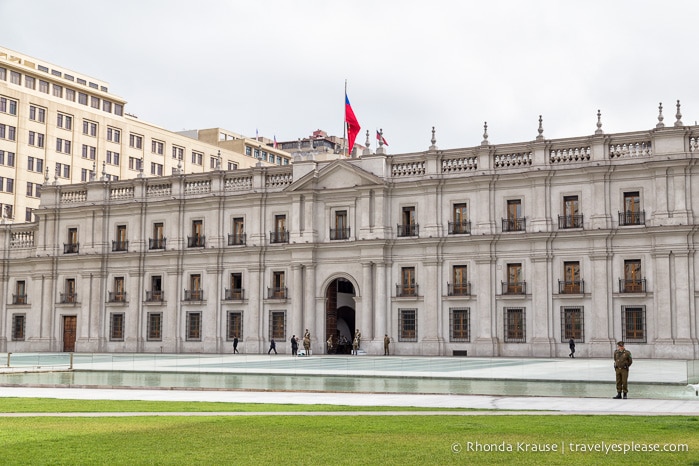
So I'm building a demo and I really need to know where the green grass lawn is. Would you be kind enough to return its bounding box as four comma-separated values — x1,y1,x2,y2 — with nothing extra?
0,398,696,465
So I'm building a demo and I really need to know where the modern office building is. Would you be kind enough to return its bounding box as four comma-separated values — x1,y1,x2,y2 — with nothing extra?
0,46,290,224
1,106,697,359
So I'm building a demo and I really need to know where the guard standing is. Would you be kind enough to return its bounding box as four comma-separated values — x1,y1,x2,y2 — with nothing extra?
613,341,633,399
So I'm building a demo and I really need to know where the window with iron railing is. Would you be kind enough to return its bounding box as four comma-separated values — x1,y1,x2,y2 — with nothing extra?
147,313,162,341
397,267,418,297
449,307,470,342
398,206,418,237
145,290,164,302
110,313,124,341
269,230,289,243
503,263,525,294
227,311,243,341
558,214,583,229
448,220,471,235
621,259,645,292
502,217,526,232
399,308,417,342
618,210,645,226
228,232,246,246
622,306,646,343
149,237,166,249
558,280,584,294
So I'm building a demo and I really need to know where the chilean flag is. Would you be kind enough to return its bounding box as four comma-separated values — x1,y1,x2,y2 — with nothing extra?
376,130,388,146
345,94,361,155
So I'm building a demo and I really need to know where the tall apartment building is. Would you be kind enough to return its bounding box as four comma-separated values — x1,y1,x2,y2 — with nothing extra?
0,46,291,223
1,109,698,359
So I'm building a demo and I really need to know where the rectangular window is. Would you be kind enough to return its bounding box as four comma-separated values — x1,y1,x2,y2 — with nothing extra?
450,265,469,296
25,75,35,89
63,278,77,303
65,88,75,101
12,314,26,341
188,220,204,247
147,313,162,341
620,191,642,226
504,307,526,343
53,84,63,97
128,157,142,171
227,273,243,300
29,105,46,123
187,274,202,301
398,206,417,236
561,306,584,342
172,146,184,160
271,214,287,243
82,144,96,160
150,222,165,249
106,127,121,143
78,92,88,105
90,96,100,109
57,113,73,130
151,140,164,155
0,96,18,115
622,259,644,292
330,210,349,240
560,195,581,228
399,308,417,341
450,203,470,234
110,313,125,341
561,261,581,294
504,199,524,231
186,312,202,341
192,151,203,165
150,162,163,175
399,267,416,297
129,134,143,149
269,310,286,341
10,71,21,85
82,120,97,137
25,207,34,222
230,217,245,245
114,103,123,116
228,161,238,170
449,307,470,342
227,311,243,341
0,150,15,167
148,275,163,302
622,306,646,343
14,280,27,305
505,263,524,294
39,80,49,93
272,271,285,298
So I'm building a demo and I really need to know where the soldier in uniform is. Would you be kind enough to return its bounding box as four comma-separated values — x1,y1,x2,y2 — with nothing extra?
303,329,311,356
613,341,633,399
384,334,390,356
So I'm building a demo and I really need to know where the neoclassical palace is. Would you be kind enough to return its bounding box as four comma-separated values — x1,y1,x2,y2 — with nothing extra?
1,115,698,359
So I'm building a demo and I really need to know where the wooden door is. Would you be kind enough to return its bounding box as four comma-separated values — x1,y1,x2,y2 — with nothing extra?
63,315,77,352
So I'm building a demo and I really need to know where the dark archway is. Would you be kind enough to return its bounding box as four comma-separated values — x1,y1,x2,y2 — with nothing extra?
325,278,355,354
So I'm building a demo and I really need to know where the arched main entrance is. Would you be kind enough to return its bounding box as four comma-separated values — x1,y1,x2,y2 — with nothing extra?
325,277,356,354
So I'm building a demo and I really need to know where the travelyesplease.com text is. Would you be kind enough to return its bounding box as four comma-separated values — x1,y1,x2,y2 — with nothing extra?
451,441,689,455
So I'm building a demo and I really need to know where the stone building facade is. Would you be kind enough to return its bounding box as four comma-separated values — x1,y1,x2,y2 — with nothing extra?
1,120,698,359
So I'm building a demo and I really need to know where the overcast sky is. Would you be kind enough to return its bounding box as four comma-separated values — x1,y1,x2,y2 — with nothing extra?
2,0,698,154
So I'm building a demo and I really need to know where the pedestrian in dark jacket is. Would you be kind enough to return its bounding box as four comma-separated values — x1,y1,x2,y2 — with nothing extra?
233,336,239,354
268,339,277,354
568,338,575,358
290,335,298,356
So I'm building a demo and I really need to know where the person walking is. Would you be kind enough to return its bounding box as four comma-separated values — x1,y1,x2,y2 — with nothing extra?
613,341,633,399
290,335,298,356
233,335,239,354
268,338,277,355
384,334,390,356
568,338,575,358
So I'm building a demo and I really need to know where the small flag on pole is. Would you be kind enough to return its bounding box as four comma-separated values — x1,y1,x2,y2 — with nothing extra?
376,130,388,146
273,135,277,148
345,93,361,155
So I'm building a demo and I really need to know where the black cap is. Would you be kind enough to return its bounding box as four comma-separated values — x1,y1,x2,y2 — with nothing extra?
617,341,624,347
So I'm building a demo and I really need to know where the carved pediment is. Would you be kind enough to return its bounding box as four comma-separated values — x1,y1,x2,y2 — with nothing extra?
287,160,385,192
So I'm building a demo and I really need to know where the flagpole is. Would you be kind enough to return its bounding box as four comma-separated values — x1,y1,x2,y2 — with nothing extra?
343,80,347,157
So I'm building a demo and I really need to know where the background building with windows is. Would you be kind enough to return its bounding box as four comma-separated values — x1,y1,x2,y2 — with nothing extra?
1,112,697,359
0,46,290,224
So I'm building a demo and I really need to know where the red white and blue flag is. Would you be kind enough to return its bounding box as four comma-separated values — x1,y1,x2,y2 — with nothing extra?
345,93,361,155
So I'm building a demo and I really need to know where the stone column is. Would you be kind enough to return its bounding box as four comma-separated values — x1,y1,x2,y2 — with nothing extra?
304,265,317,354
361,261,374,345
421,259,442,355
530,254,554,356
246,265,262,353
375,262,388,342
588,252,614,357
474,257,496,356
291,264,303,339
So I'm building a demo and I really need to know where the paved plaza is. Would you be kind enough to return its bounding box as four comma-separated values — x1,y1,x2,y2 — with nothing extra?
0,353,698,415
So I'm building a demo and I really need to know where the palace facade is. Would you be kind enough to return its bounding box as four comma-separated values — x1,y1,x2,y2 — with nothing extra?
1,115,698,359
